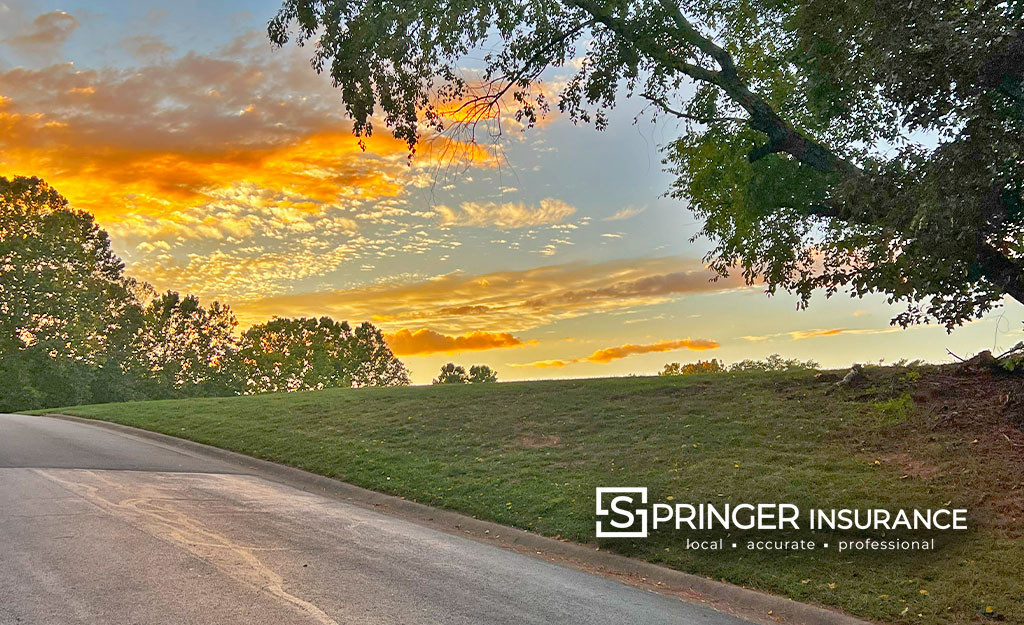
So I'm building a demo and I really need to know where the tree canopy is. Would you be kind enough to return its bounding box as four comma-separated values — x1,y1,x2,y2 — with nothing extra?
238,317,409,393
0,176,142,409
433,363,499,384
270,0,1024,327
0,176,411,411
434,363,470,384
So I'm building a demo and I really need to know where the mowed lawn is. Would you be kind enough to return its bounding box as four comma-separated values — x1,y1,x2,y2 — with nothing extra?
39,370,1024,624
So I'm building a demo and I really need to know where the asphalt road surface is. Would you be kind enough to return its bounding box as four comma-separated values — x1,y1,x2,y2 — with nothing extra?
0,413,751,625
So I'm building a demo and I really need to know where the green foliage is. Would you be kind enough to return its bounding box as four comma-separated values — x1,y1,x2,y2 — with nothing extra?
902,369,922,382
659,359,723,375
132,291,239,398
348,322,412,387
238,317,409,393
727,354,819,372
433,363,469,384
271,0,1024,326
433,363,498,384
873,393,915,426
660,355,817,376
0,176,142,411
0,177,411,411
468,364,498,383
1001,356,1024,373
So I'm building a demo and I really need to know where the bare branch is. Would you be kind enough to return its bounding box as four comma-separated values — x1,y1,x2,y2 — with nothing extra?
641,93,746,124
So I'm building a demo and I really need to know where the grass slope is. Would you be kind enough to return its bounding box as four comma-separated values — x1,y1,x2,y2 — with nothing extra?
43,369,1024,624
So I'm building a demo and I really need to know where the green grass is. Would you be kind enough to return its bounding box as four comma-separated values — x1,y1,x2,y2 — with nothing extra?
37,370,1024,624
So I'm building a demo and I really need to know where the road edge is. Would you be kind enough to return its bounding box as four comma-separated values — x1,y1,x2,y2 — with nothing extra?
39,412,872,625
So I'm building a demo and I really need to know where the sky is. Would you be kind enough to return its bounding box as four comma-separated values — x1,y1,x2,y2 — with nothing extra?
2,0,1022,384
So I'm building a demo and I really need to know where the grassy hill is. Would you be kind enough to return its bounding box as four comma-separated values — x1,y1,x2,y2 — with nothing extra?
38,368,1024,625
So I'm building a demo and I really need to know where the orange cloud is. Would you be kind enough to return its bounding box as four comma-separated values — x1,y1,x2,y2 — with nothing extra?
432,78,561,129
512,338,720,368
0,38,504,305
742,327,903,342
790,328,846,340
236,256,750,330
0,46,493,231
385,329,533,356
517,359,573,368
586,338,720,362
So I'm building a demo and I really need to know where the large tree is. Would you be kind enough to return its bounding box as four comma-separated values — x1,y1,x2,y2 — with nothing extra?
132,291,240,397
237,317,409,393
269,0,1024,327
0,177,143,410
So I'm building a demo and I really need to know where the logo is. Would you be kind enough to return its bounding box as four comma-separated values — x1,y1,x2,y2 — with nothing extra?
595,487,648,537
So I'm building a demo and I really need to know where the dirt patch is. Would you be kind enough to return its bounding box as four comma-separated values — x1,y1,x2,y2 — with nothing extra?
516,434,562,449
877,453,943,480
867,368,1024,534
911,370,1018,429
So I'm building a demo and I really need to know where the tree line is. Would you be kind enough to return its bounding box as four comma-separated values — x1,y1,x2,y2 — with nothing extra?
659,355,819,376
0,176,409,412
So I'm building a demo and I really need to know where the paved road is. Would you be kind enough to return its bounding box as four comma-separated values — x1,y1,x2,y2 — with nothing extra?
0,413,750,625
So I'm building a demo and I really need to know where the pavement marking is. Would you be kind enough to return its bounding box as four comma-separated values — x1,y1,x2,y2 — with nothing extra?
37,468,342,625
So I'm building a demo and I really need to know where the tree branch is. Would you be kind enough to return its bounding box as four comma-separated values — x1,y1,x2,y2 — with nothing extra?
565,0,862,177
641,93,746,124
977,242,1024,303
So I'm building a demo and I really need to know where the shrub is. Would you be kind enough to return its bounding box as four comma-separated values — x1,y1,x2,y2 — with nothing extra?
659,360,724,376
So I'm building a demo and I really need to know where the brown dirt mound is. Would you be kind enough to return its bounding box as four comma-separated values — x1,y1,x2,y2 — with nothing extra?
902,368,1024,533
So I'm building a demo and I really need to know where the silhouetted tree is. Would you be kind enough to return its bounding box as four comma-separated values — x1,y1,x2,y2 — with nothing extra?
434,363,498,384
349,321,411,387
468,365,498,383
433,363,469,384
659,360,723,376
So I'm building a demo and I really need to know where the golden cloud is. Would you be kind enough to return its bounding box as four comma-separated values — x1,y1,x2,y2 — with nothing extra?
742,327,903,342
435,198,576,229
0,36,505,305
384,329,533,356
790,328,846,340
0,45,493,234
512,338,720,368
235,256,750,330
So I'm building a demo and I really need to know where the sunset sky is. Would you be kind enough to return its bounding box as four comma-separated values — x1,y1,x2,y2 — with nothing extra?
2,0,1022,384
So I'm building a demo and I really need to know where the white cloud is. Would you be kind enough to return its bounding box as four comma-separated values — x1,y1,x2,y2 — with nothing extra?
603,205,646,221
435,198,576,229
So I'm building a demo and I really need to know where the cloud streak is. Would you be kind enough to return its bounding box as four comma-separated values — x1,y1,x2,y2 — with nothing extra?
512,338,720,368
603,205,645,221
742,327,903,342
236,256,749,331
384,329,533,356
